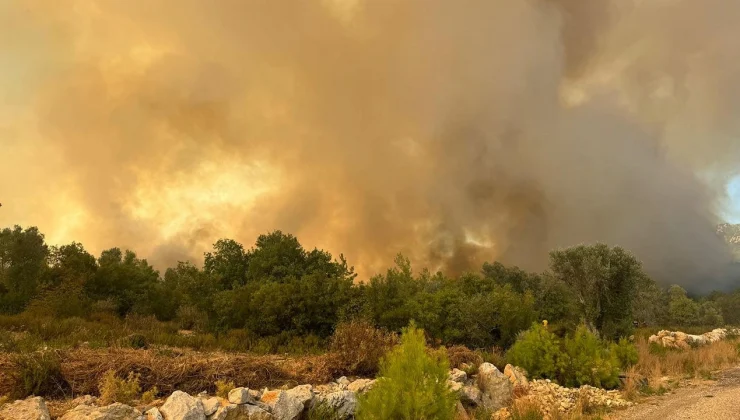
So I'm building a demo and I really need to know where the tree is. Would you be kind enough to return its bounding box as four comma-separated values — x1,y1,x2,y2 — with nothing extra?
0,226,49,313
86,248,159,316
204,239,248,289
667,285,699,326
549,243,645,339
357,323,457,420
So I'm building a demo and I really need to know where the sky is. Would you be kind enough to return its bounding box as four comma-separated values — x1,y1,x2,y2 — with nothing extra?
1,0,740,291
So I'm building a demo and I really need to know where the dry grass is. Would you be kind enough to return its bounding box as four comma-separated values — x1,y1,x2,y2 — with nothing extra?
447,345,483,370
329,320,397,376
0,347,340,398
626,336,740,393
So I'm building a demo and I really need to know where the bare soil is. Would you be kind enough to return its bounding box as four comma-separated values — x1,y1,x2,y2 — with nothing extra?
613,367,740,420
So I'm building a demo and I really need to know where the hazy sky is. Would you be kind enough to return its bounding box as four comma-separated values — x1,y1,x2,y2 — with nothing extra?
1,0,740,290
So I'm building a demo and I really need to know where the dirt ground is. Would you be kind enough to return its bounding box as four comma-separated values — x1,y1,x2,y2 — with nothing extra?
612,367,740,420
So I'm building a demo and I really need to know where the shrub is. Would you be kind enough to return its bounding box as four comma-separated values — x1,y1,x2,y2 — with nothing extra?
446,345,483,369
99,370,141,405
510,400,545,420
356,323,457,420
611,337,639,370
330,320,397,376
561,325,620,388
141,386,159,404
215,380,235,399
123,334,148,350
506,323,561,380
9,351,68,399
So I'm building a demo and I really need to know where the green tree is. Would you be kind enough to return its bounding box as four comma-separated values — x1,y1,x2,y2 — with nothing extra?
86,248,159,316
357,323,457,420
0,226,49,313
549,243,645,339
667,285,699,326
506,322,561,380
204,239,248,289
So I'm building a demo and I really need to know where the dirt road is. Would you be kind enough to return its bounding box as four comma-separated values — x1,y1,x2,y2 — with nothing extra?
613,368,740,420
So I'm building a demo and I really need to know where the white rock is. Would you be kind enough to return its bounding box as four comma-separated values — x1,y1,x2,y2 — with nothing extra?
461,385,482,406
346,379,376,394
259,390,303,420
316,391,357,419
160,391,205,420
336,377,351,390
0,396,51,420
504,364,529,390
449,369,467,383
146,407,164,420
60,403,143,420
228,388,254,405
209,404,273,420
285,385,314,408
477,363,513,411
200,398,221,416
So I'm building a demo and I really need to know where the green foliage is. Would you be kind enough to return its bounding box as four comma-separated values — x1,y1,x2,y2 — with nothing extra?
507,323,629,389
549,243,644,340
9,351,68,399
506,323,561,380
306,400,343,420
611,338,639,370
667,285,700,326
560,326,620,388
356,324,457,420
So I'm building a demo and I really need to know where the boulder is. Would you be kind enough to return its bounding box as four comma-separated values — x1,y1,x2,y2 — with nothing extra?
460,385,482,406
504,364,529,390
316,391,357,419
477,363,513,411
60,403,143,420
146,408,164,420
0,396,51,420
448,369,467,383
447,380,463,393
285,385,314,408
259,391,303,420
455,401,470,420
336,377,351,390
346,379,375,394
228,388,254,405
200,398,221,416
209,404,273,420
160,391,205,420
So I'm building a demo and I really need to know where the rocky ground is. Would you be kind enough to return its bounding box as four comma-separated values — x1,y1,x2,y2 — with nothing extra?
0,361,638,420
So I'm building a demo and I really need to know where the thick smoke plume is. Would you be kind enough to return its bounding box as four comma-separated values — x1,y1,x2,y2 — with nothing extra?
1,0,740,291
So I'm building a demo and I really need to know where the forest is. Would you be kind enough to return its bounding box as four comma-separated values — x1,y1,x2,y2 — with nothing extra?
1,224,738,354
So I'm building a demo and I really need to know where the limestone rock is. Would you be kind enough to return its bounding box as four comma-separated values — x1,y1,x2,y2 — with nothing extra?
146,407,164,420
449,368,467,383
209,404,273,420
200,398,221,416
0,396,51,420
477,363,513,411
285,385,314,408
316,391,357,419
228,388,254,405
346,379,375,394
60,403,143,420
160,391,205,420
259,390,303,420
460,385,482,406
336,377,351,390
504,364,529,390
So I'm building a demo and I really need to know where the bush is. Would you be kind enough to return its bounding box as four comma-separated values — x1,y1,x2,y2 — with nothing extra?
141,386,159,404
330,320,397,376
446,345,483,369
306,400,343,420
506,323,561,380
356,323,457,420
99,370,141,405
9,351,68,399
215,380,235,399
561,325,620,388
611,337,639,370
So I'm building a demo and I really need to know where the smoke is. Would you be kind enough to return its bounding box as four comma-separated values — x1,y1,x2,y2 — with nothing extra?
1,0,740,291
